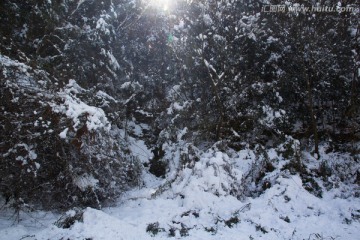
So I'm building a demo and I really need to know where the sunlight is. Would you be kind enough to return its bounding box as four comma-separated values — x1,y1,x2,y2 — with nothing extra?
149,0,176,12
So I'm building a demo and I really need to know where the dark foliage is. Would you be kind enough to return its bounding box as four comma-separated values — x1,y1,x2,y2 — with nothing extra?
0,0,359,210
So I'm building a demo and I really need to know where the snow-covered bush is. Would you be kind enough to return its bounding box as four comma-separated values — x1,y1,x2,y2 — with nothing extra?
0,55,141,210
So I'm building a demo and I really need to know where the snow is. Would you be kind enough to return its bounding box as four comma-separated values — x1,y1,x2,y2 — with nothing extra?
96,90,117,103
52,80,110,132
0,54,31,74
350,27,358,37
203,14,213,26
19,24,28,38
177,127,187,141
204,59,217,75
120,81,143,91
173,20,185,31
213,34,225,42
268,53,281,62
1,147,359,240
260,105,284,127
1,1,358,239
59,127,69,138
129,137,153,163
59,94,109,131
96,18,110,35
135,109,153,117
276,91,283,103
120,81,132,89
167,101,191,114
34,162,41,169
74,174,99,192
28,149,37,160
267,36,278,43
106,50,120,71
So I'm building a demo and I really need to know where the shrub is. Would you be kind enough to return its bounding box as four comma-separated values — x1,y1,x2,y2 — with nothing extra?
0,56,141,210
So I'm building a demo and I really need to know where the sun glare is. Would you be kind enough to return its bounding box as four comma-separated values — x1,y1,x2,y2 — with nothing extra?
149,0,175,12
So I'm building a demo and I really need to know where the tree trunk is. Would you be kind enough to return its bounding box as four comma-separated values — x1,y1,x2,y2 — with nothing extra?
306,75,319,159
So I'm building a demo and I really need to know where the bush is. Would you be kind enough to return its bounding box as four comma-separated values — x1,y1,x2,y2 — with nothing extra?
146,222,164,236
55,208,84,228
0,56,141,210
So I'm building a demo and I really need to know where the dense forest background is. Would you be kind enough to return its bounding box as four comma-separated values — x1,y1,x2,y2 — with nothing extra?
0,0,359,211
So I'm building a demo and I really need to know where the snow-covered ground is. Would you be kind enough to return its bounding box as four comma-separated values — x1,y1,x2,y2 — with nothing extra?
1,146,359,240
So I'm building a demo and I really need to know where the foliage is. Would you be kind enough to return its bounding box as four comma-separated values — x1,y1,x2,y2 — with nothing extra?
0,55,140,210
0,0,359,211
